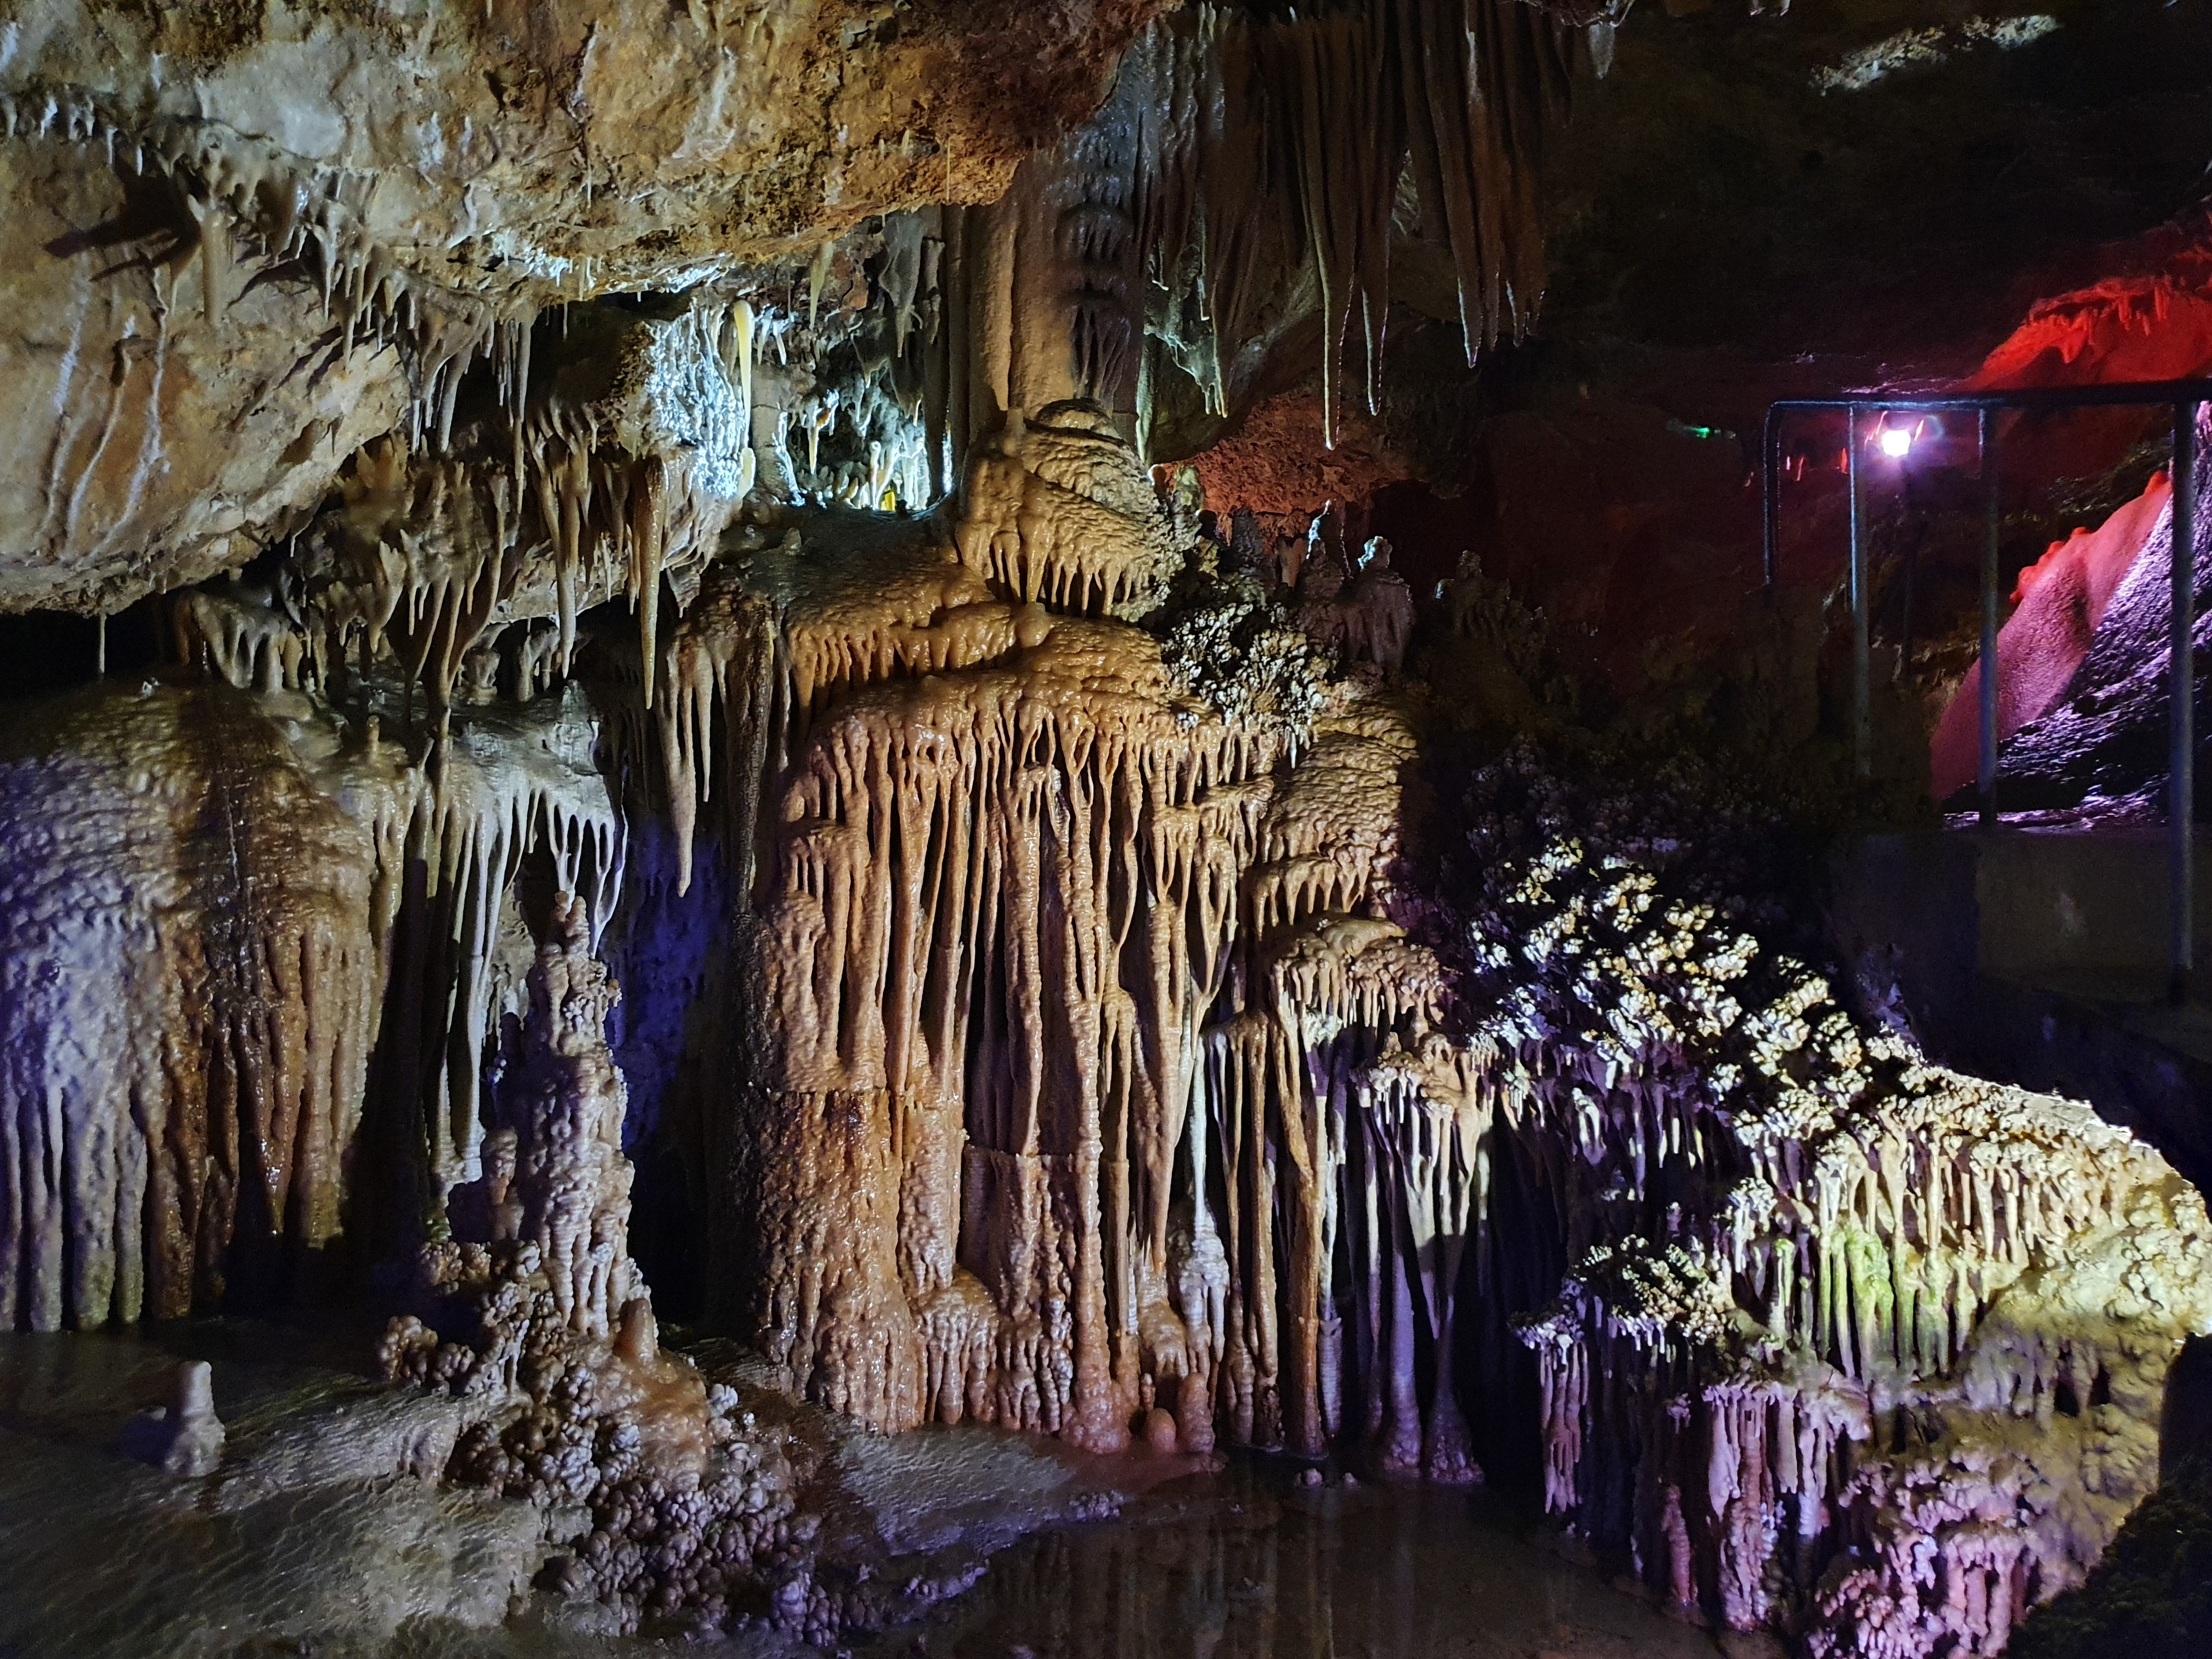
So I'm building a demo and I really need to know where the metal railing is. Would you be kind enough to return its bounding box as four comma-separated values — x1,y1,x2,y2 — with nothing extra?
1760,380,2212,1001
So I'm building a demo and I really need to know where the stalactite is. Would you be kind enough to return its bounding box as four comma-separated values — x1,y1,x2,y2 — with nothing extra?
0,88,540,456
0,680,624,1330
1435,760,2212,1657
623,409,1484,1472
900,2,1599,464
168,583,312,694
1069,1,1599,448
157,285,765,721
1383,0,1589,361
1261,9,1400,443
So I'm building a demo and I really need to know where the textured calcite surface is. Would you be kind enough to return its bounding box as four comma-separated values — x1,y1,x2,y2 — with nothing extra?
0,678,620,1328
654,410,1425,1460
379,895,806,1632
1446,753,2212,1655
0,4,2206,1656
0,0,1171,613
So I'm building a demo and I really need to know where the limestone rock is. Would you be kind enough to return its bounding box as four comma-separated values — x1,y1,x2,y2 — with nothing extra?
0,679,622,1329
0,0,1173,612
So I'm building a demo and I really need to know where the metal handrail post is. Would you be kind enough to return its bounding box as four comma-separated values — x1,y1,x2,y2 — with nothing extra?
1979,408,2000,828
1848,407,1871,779
1762,404,1782,590
2172,402,2199,1006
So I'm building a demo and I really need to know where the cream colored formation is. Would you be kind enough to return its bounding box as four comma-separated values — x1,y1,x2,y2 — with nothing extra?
0,680,620,1329
380,895,795,1631
643,408,1448,1462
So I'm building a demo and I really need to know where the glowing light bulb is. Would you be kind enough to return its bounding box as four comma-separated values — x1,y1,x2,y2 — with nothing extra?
1878,424,1914,459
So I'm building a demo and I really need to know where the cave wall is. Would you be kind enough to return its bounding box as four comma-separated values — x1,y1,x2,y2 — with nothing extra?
0,5,2208,1657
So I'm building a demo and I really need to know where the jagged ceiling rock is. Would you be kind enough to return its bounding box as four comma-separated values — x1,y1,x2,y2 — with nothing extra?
1,2,1170,298
0,0,1173,614
0,132,410,612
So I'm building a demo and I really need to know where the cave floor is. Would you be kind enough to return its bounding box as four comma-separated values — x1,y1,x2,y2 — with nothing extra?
0,1319,1725,1659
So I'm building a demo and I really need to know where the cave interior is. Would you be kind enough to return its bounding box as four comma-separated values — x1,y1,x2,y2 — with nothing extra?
2,3,2212,1657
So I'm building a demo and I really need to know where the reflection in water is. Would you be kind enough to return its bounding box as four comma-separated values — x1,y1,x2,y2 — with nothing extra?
871,1463,1724,1659
1,1324,1722,1659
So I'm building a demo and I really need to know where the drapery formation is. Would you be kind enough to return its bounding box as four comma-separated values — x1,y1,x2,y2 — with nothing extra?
634,411,1462,1459
0,681,621,1328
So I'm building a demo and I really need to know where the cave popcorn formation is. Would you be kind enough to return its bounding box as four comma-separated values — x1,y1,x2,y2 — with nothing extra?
1473,814,2212,1654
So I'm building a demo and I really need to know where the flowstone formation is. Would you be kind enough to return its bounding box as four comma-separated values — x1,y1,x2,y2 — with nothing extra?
2,4,2210,1656
641,401,1466,1468
0,677,620,1330
1436,753,2212,1656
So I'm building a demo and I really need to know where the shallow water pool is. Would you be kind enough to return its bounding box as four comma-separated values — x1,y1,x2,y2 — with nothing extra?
0,1324,1720,1659
862,1461,1724,1659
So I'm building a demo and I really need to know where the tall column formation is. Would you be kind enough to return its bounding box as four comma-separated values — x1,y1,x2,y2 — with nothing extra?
640,401,1458,1459
380,895,794,1634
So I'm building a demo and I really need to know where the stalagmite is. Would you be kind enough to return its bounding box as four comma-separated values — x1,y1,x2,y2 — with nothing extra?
381,896,796,1632
120,1361,228,1478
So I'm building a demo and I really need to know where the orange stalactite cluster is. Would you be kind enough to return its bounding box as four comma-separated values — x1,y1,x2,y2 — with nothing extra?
625,410,1464,1463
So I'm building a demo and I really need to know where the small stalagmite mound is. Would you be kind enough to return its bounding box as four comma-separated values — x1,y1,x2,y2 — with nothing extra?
121,1359,226,1479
